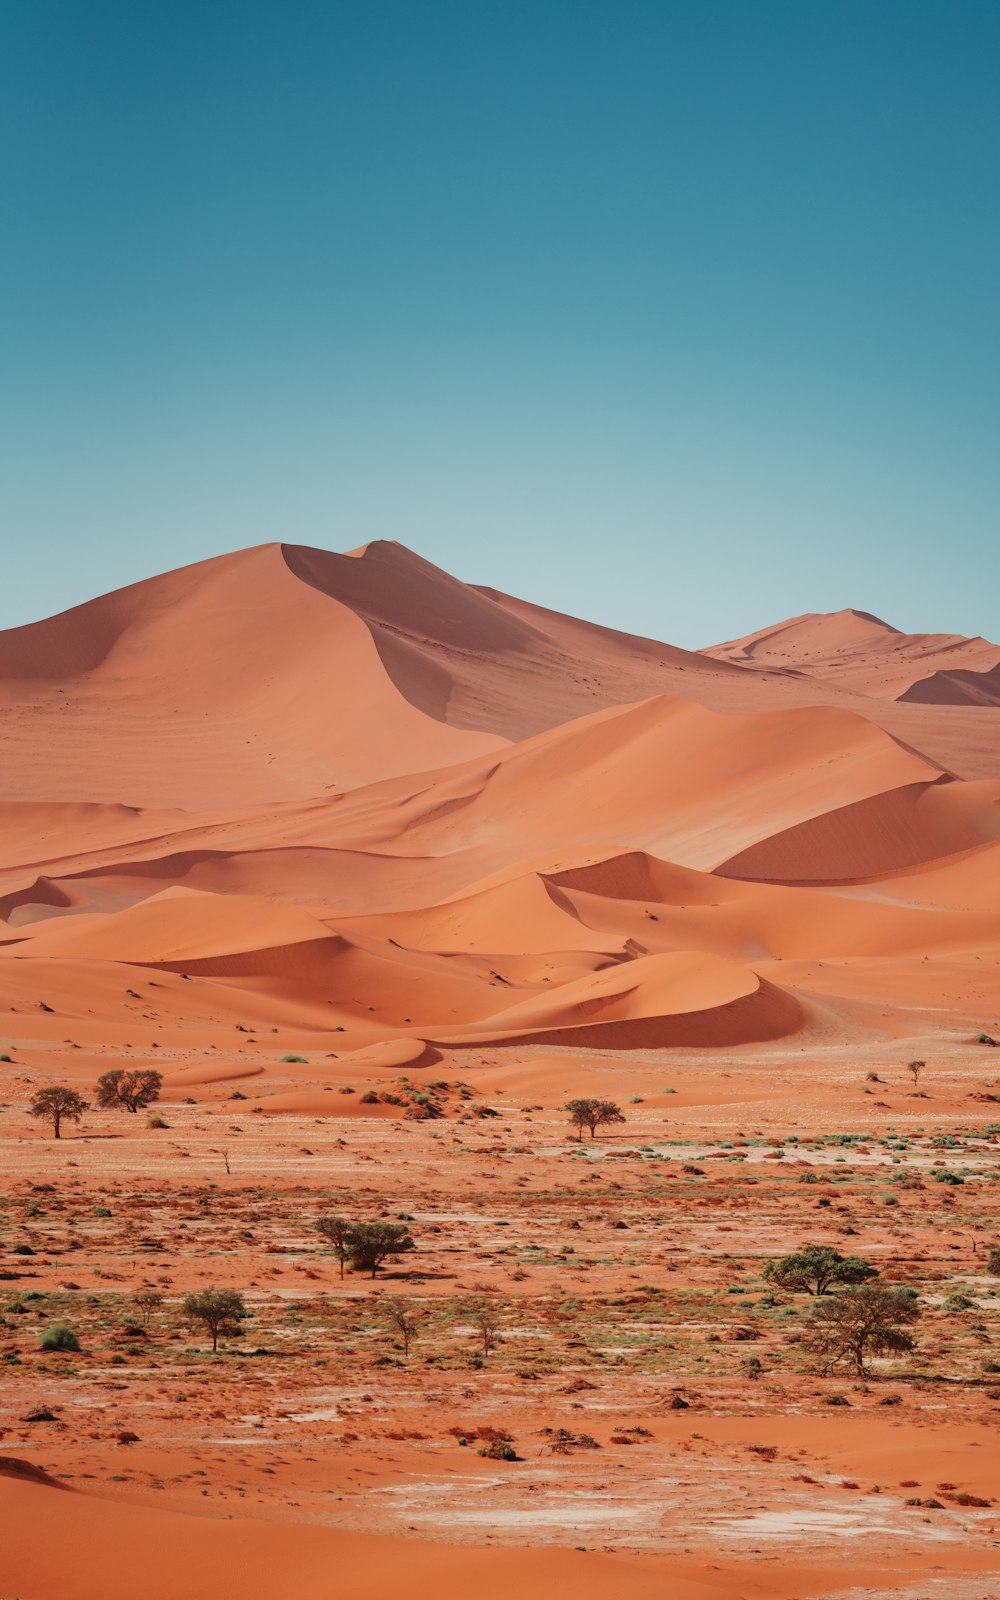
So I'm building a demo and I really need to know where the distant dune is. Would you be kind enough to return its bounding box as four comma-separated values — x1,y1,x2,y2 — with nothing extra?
706,605,1000,706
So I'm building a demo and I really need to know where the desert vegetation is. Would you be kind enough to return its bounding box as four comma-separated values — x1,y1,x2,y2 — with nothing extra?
3,1085,1000,1589
564,1098,626,1139
95,1069,163,1115
29,1086,87,1139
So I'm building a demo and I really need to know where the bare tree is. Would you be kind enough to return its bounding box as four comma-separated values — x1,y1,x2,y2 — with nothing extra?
466,1298,504,1357
30,1086,87,1139
382,1296,419,1358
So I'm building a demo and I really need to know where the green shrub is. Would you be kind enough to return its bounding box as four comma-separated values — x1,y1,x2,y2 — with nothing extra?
479,1436,518,1461
281,1054,308,1064
41,1322,80,1352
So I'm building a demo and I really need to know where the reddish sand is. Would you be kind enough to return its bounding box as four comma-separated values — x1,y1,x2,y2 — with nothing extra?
2,541,1000,1600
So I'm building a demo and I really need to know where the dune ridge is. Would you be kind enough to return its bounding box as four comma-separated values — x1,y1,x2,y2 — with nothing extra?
0,541,997,1053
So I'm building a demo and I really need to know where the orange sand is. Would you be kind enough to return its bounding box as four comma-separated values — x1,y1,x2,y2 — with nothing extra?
2,541,1000,1600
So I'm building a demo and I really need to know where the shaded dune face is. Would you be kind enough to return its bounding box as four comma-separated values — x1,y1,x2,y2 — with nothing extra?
0,540,998,1053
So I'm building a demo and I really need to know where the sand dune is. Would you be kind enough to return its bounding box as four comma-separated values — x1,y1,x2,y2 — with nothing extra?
2,541,997,1051
0,544,505,808
3,539,1000,1600
3,545,999,831
707,606,1000,705
0,1472,733,1600
301,693,948,876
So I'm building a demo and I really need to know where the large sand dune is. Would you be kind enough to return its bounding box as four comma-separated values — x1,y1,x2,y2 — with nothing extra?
3,541,1000,1600
1,541,998,1050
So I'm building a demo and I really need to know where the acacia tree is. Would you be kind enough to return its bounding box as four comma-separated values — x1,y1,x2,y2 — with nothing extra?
316,1213,352,1279
183,1288,248,1352
565,1097,625,1140
804,1284,919,1377
96,1068,162,1114
30,1085,87,1139
344,1221,415,1279
382,1296,420,1358
133,1290,163,1327
908,1060,925,1089
316,1216,415,1279
763,1245,877,1296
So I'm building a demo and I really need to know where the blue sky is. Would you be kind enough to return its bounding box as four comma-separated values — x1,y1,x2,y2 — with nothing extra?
1,0,997,647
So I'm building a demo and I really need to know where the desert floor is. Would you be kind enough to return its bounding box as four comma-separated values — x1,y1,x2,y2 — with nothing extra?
4,1029,1000,1600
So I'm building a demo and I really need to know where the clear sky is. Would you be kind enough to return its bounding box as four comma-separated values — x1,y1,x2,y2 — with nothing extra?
1,0,997,648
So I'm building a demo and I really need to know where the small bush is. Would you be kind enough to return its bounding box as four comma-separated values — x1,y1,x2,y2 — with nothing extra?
281,1054,308,1064
41,1322,80,1352
479,1436,518,1461
146,1113,168,1129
